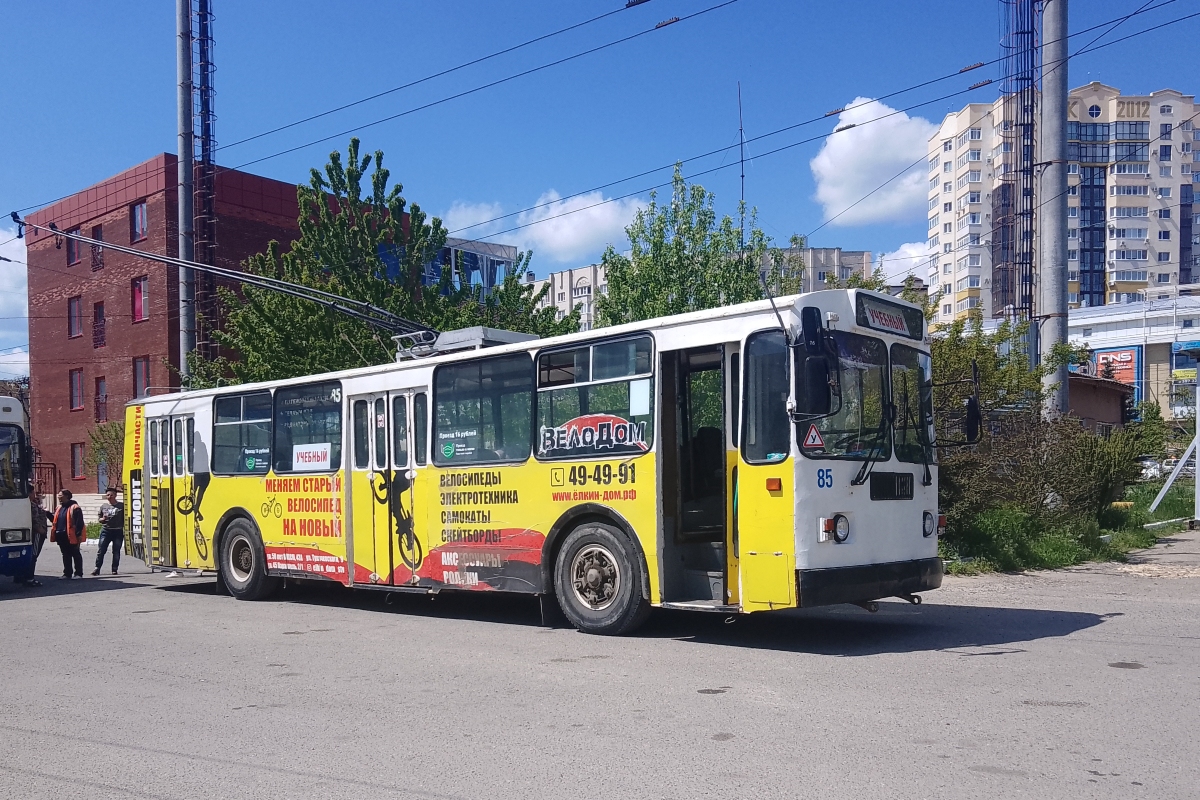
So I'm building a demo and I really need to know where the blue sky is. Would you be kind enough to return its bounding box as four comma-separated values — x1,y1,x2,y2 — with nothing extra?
2,0,1198,375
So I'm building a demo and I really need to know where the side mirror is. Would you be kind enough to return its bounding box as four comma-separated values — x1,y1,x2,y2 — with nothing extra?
800,306,823,354
797,355,833,416
964,396,981,443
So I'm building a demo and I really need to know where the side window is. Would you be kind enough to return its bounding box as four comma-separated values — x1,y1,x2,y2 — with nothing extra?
413,393,428,466
535,335,654,460
373,397,387,470
729,352,740,447
434,355,533,465
273,382,342,472
212,391,271,474
149,419,160,477
352,399,370,469
741,330,791,464
186,418,195,473
392,395,409,469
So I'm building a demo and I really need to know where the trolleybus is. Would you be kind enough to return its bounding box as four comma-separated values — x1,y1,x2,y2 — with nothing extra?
0,397,36,584
121,289,954,634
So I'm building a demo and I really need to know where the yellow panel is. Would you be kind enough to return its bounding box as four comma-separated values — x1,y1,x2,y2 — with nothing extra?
736,460,795,610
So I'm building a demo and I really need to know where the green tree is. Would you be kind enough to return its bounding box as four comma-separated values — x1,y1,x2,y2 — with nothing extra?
596,165,783,326
189,138,576,386
84,421,124,487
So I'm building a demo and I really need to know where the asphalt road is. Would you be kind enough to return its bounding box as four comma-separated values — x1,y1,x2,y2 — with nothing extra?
2,532,1198,800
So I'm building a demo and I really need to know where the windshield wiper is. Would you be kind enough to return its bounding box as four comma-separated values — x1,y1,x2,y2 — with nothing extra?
901,396,933,487
850,406,893,486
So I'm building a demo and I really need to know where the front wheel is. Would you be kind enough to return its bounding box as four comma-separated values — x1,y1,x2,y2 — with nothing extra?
219,518,279,601
554,522,650,636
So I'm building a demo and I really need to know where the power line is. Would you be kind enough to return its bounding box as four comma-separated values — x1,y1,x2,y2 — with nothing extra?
10,1,1180,222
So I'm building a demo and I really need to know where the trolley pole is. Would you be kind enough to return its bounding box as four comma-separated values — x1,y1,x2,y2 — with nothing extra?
1039,0,1069,417
177,0,196,383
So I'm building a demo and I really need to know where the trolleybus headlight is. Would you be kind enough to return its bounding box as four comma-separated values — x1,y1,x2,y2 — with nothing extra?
922,512,936,538
2,528,30,544
832,514,849,543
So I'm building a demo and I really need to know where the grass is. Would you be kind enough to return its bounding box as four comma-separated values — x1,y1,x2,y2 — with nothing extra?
941,479,1192,575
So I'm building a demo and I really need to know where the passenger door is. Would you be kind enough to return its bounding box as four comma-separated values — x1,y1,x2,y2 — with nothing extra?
147,418,175,567
387,391,429,586
349,394,391,584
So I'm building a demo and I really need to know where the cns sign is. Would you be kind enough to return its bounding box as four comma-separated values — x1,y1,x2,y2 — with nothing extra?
1088,346,1143,402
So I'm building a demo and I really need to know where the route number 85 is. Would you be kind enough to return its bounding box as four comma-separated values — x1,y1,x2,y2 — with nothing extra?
816,468,833,488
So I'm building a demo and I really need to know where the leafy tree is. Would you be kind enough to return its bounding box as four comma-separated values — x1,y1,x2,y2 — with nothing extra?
596,165,783,326
84,421,124,487
189,138,576,386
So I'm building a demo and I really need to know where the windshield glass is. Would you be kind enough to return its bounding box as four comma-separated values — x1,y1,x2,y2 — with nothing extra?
799,332,890,460
0,424,26,499
890,344,936,465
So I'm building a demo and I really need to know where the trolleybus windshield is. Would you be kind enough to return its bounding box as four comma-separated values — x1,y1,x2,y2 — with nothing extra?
798,332,889,460
0,424,26,499
890,343,936,465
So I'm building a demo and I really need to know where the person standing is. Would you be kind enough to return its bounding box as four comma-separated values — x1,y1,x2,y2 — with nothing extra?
93,487,124,576
50,489,86,580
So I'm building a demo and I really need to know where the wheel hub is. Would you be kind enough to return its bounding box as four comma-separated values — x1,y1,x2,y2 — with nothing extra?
571,545,620,611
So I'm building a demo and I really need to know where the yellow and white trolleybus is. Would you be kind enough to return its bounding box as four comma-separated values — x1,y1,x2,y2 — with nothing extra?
122,289,947,634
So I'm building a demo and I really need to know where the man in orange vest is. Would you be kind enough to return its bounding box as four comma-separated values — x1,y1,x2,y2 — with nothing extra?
50,489,86,580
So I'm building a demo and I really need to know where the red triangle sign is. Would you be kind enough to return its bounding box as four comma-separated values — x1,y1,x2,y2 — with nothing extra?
803,425,825,448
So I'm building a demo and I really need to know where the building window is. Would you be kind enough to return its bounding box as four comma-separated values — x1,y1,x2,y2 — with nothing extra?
90,225,104,271
1067,163,1079,174
71,443,85,480
94,376,107,422
67,296,83,338
1068,184,1078,195
1160,104,1173,115
943,202,952,213
131,276,149,321
943,223,952,234
943,182,952,193
1158,187,1172,199
1158,273,1171,283
968,191,981,204
1160,166,1173,178
1083,328,1093,337
942,304,952,315
969,128,982,140
943,243,953,253
942,141,952,153
130,201,148,242
1068,249,1079,261
557,292,565,302
69,369,84,410
1159,145,1172,161
92,302,105,348
1184,319,1195,329
1158,252,1171,262
1160,123,1173,140
1068,206,1079,218
943,161,952,174
133,356,150,399
66,229,82,265
1159,230,1172,241
1088,105,1101,119
1159,208,1172,219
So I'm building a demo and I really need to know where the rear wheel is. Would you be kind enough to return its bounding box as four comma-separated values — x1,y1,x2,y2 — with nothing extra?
219,518,278,601
554,522,649,635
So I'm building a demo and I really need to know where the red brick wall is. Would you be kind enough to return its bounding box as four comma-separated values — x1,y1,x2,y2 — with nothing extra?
26,154,300,488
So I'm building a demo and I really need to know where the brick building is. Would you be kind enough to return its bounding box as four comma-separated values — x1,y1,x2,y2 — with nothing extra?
26,153,300,494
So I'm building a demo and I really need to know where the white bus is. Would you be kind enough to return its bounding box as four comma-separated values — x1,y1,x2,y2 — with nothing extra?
0,397,37,584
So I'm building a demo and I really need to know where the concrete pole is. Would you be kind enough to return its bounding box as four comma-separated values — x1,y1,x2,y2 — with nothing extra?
1039,0,1069,416
177,0,196,382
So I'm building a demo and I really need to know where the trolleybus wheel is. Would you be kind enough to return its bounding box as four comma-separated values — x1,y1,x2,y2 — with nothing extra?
554,522,649,636
219,518,278,601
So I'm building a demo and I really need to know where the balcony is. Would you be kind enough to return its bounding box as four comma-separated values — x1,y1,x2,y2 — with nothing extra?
94,394,107,423
90,243,103,271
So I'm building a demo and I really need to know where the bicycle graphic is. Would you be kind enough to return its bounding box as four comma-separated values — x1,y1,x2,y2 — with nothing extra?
175,487,209,561
372,471,422,571
260,496,283,519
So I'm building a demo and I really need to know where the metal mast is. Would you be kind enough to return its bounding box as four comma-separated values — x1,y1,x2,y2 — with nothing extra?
176,0,196,381
994,0,1041,372
1039,0,1069,416
193,0,218,362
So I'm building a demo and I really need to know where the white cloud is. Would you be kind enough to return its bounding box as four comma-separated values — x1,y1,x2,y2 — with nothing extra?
810,98,938,227
877,241,931,283
442,190,644,268
0,226,28,378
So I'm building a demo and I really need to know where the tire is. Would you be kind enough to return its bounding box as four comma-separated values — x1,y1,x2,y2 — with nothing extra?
218,518,279,601
554,522,650,636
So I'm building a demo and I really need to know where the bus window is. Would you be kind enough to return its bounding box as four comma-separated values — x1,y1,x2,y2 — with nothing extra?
212,391,271,474
392,395,409,469
891,343,936,466
413,393,428,466
373,398,387,470
352,400,370,469
803,332,890,461
149,420,159,477
741,330,790,464
536,336,654,460
0,424,25,499
186,418,195,473
434,354,533,465
730,353,740,447
172,419,185,476
273,382,343,473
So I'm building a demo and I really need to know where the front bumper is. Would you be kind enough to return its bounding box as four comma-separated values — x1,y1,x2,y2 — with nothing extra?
797,557,942,607
0,544,36,578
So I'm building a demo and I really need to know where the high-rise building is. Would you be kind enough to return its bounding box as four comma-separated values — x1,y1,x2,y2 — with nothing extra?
927,83,1199,326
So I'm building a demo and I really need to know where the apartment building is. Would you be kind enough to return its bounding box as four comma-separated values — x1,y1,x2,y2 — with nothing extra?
928,83,1199,326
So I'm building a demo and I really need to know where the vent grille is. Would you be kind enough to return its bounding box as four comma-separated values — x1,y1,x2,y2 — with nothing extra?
869,472,914,501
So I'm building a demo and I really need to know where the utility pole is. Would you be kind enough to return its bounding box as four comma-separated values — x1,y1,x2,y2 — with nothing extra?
1039,0,1069,416
176,0,196,383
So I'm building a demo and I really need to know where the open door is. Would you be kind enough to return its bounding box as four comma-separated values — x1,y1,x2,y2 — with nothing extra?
735,330,796,610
